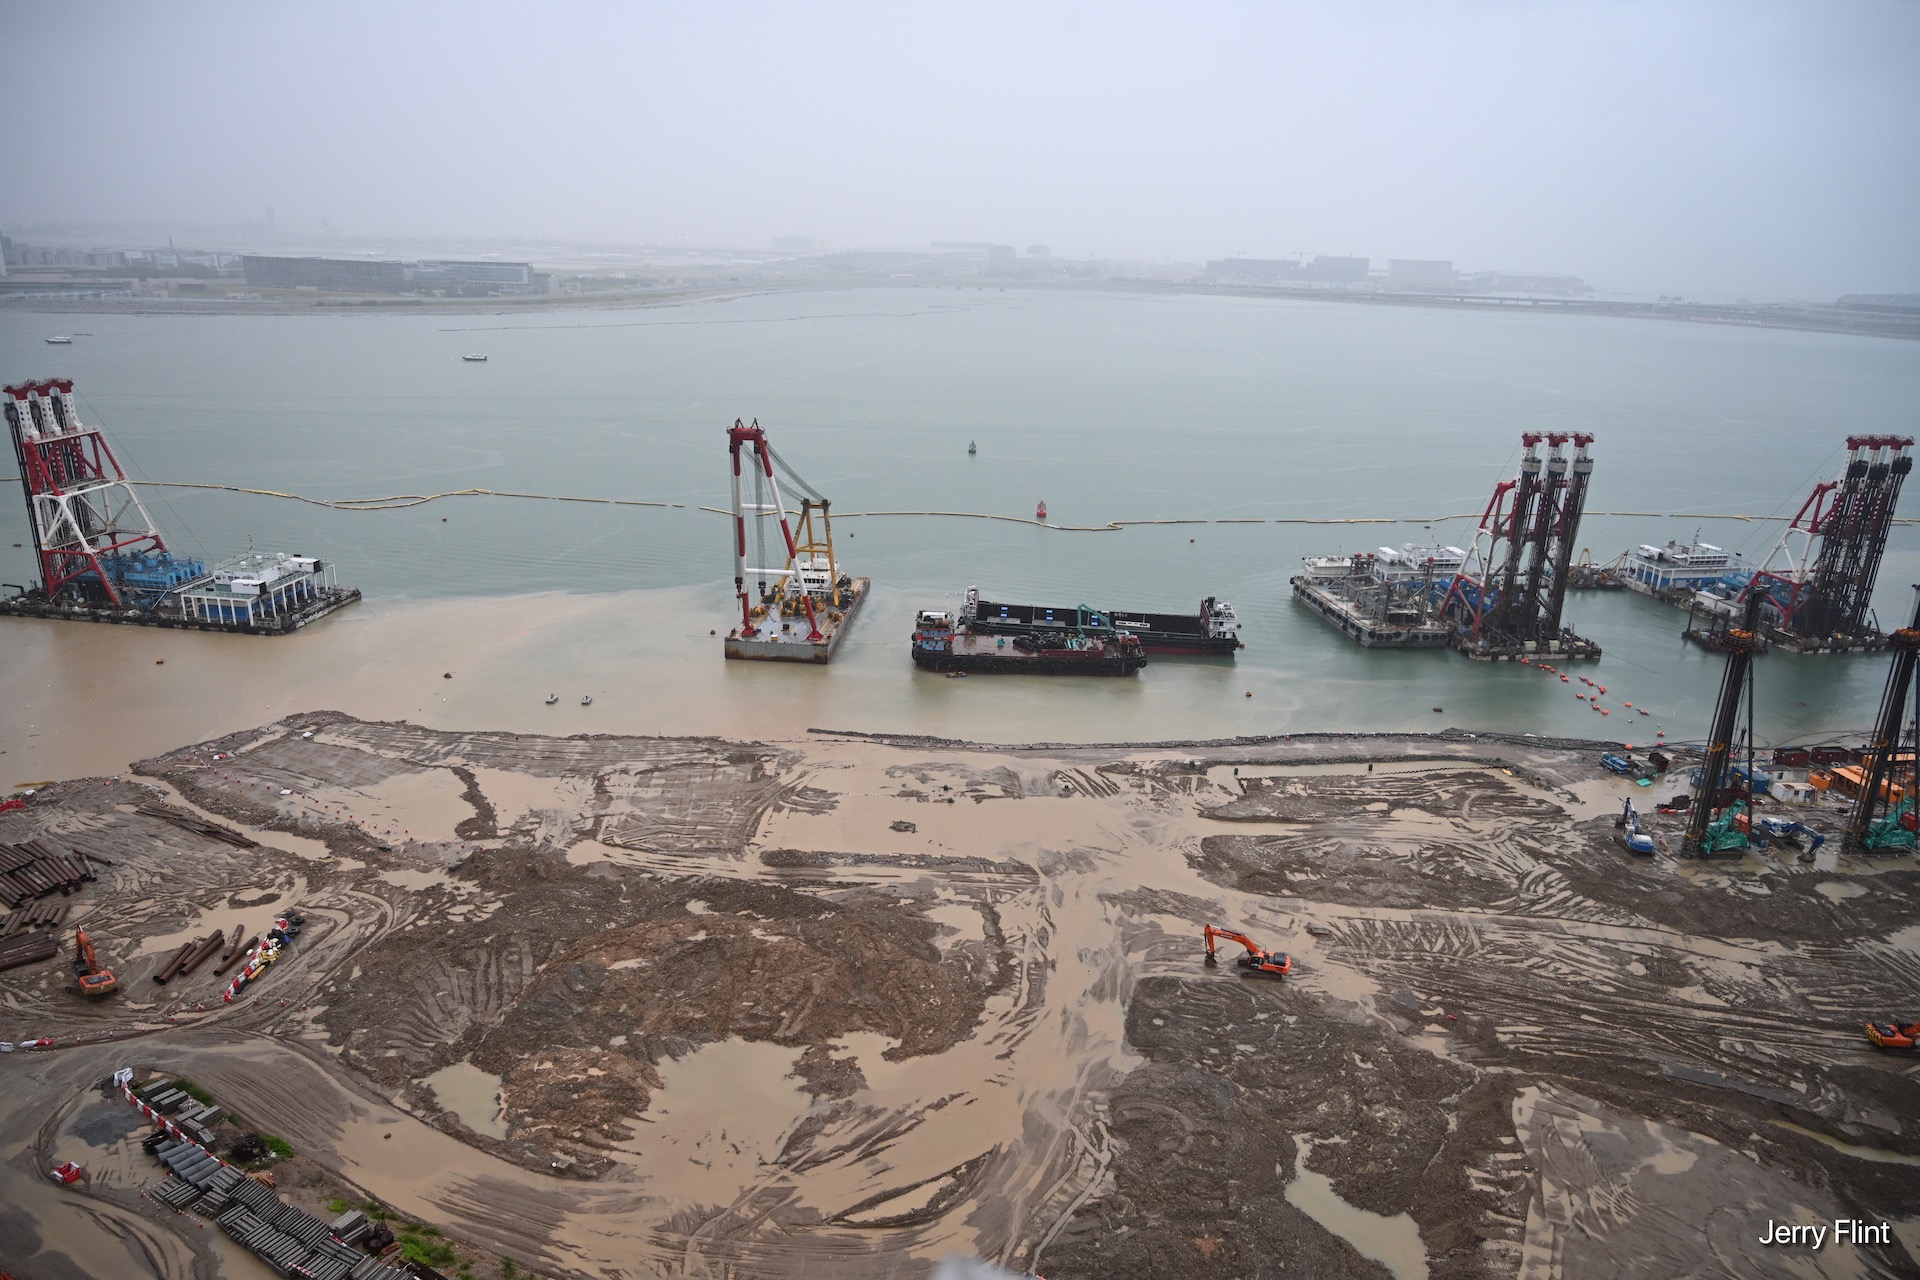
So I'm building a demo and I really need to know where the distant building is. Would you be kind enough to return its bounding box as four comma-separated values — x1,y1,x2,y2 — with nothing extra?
1458,270,1589,296
1205,255,1369,286
5,244,128,269
1026,245,1051,258
987,245,1017,272
1301,255,1370,284
1387,259,1455,290
1205,258,1299,283
772,236,816,253
1836,294,1920,315
408,259,537,290
243,255,405,291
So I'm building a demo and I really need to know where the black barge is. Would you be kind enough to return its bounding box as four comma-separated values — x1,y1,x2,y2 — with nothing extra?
963,586,1240,657
911,609,1147,675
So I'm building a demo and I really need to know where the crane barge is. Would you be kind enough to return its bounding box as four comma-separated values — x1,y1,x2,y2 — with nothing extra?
723,419,868,663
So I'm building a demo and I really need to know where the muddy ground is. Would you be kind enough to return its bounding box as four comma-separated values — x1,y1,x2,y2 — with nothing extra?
2,716,1917,1279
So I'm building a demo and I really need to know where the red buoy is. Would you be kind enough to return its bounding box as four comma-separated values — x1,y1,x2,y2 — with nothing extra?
1036,500,1048,521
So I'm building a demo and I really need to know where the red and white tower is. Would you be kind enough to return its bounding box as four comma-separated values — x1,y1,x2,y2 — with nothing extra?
727,419,824,642
4,378,168,605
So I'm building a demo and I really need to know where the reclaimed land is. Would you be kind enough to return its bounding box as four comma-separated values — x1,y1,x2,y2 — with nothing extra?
1,713,1917,1279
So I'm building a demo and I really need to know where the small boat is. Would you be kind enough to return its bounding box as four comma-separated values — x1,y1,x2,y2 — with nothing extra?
580,695,593,706
1036,500,1048,521
461,353,489,362
46,336,73,345
545,694,559,704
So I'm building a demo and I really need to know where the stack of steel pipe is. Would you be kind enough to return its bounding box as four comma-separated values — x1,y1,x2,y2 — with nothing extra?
0,839,96,908
217,923,244,962
177,931,227,977
153,939,202,984
0,930,58,971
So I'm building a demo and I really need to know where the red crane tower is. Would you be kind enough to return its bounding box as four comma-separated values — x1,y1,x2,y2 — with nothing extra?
4,378,177,606
728,418,825,642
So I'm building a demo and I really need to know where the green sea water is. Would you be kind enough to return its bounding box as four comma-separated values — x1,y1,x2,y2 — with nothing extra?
5,287,1919,746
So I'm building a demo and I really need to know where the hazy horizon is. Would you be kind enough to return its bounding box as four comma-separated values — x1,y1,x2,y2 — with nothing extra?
4,1,1917,301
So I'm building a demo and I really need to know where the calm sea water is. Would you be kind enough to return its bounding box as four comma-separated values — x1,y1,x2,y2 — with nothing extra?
5,288,1920,746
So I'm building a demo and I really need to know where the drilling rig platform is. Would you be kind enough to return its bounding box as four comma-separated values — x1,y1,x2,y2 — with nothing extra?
2,378,360,635
723,418,868,663
1617,436,1914,655
1440,433,1602,661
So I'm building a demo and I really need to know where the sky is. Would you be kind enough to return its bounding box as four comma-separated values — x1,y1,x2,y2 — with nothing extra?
2,1,1917,300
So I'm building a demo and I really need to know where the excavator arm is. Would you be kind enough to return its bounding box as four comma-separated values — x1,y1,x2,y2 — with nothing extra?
1203,925,1261,961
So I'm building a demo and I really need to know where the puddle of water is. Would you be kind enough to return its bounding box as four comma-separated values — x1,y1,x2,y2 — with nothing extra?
830,1030,913,1092
376,866,453,892
424,1060,507,1140
300,765,475,849
1772,1121,1920,1167
923,899,983,946
1815,881,1868,901
624,1038,812,1204
1284,1138,1428,1280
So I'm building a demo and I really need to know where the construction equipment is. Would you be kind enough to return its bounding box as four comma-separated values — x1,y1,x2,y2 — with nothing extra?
1843,589,1920,855
1616,799,1655,855
48,1160,85,1184
1682,591,1763,858
1202,925,1292,977
1865,1020,1920,1050
71,927,116,998
1753,816,1828,859
1600,753,1633,776
1743,436,1914,649
1695,800,1751,858
1440,432,1601,661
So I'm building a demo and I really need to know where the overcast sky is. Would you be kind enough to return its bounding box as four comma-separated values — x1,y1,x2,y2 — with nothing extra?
3,1,1917,299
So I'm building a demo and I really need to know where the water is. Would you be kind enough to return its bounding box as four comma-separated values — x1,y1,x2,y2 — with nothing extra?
5,289,1920,747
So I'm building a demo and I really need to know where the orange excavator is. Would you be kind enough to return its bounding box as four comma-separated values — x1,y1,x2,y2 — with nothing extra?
1865,1019,1919,1050
72,928,117,998
1202,925,1292,978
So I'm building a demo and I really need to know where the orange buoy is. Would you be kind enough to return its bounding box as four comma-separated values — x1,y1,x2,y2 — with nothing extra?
1601,709,1610,715
1598,685,1606,694
1560,675,1569,682
1624,701,1633,708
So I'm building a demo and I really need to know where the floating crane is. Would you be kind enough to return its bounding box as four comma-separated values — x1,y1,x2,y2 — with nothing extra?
1682,591,1763,858
1202,925,1292,977
1842,588,1920,856
72,927,117,998
724,419,868,664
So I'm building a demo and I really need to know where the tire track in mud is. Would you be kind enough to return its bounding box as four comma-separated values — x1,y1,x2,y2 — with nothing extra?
13,727,1917,1279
